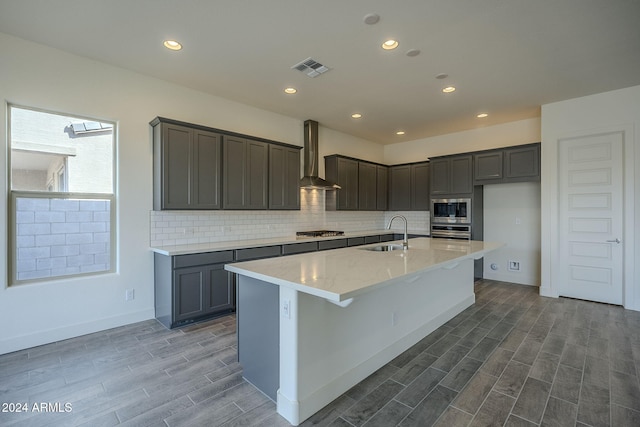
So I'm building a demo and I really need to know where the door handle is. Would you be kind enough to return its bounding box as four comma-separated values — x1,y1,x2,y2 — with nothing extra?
606,238,621,244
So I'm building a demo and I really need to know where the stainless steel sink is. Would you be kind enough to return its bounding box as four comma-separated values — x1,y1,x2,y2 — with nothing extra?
361,244,406,252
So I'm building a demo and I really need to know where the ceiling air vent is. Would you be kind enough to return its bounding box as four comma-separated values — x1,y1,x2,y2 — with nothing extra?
291,57,330,78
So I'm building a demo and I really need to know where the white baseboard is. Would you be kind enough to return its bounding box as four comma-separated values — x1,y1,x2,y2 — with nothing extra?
0,309,155,355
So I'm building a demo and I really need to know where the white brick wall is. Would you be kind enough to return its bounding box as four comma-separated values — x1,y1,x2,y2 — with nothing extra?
150,189,431,247
15,197,111,281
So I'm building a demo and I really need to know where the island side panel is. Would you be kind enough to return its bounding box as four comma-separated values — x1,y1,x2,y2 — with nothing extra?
237,275,280,401
277,258,474,425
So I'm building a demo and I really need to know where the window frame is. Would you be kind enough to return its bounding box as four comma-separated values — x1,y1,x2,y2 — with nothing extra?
7,104,117,286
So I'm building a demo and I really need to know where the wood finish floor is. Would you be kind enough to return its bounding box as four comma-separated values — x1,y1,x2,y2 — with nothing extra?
2,280,640,426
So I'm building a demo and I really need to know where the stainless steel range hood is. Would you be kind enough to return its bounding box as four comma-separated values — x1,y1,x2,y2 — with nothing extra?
300,120,341,190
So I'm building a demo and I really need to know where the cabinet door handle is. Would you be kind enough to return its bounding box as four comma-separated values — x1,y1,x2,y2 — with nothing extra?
606,238,621,244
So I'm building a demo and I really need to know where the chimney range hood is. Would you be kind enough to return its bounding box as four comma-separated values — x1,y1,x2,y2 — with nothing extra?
300,120,341,190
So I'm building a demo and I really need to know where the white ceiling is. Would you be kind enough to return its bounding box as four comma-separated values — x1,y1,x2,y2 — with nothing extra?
1,0,639,145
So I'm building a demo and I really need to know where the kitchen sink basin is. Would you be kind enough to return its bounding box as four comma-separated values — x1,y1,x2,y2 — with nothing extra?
361,244,406,252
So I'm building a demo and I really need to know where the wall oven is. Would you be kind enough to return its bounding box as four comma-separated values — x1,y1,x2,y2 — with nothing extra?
431,198,471,224
430,224,471,240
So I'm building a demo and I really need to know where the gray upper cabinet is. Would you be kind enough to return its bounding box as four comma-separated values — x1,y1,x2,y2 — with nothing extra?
388,162,430,211
504,144,540,181
376,165,388,211
411,162,430,210
269,144,301,210
325,155,359,210
430,155,472,196
388,164,412,210
358,161,377,210
473,143,540,184
152,120,222,210
223,136,269,209
474,150,503,183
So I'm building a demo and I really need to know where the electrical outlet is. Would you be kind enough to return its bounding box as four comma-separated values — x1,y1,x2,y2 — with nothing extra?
508,261,521,271
125,289,135,301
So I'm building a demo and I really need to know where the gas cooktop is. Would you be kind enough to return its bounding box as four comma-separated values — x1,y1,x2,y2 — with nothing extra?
296,230,345,238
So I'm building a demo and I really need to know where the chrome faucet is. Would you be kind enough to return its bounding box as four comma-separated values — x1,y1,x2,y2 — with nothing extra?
387,215,408,250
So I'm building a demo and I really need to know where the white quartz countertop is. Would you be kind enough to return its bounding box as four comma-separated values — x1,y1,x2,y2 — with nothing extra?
225,237,503,302
150,229,424,256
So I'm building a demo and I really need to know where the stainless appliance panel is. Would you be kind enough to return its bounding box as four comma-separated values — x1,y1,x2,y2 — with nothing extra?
431,198,472,224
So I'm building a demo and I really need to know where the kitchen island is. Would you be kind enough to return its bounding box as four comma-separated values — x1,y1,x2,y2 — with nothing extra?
225,237,502,426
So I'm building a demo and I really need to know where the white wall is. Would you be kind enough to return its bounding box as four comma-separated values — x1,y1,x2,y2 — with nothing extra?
483,182,541,285
541,85,640,311
383,118,541,164
0,32,386,354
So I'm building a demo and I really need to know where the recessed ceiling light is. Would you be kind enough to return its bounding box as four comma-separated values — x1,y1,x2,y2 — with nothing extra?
163,40,182,51
477,113,489,118
351,113,362,119
406,49,420,57
396,131,405,135
442,86,456,93
363,13,380,25
284,87,297,94
382,39,399,50
435,73,448,79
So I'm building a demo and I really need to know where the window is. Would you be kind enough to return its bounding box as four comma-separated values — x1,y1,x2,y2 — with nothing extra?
8,105,116,284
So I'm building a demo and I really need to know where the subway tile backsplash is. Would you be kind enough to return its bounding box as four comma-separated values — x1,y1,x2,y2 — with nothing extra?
150,189,429,247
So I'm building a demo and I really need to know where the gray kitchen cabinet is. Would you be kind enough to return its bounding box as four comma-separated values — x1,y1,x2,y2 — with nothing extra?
152,120,222,210
430,155,472,195
474,150,503,183
388,164,412,210
154,251,234,329
223,136,269,209
282,241,318,255
269,144,301,210
411,162,430,210
347,237,365,246
358,161,377,210
473,143,540,184
325,155,359,210
318,239,348,251
504,144,540,181
389,162,431,211
376,165,388,211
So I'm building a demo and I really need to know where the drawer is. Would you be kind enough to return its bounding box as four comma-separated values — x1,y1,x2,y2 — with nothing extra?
282,241,318,255
235,245,282,261
318,239,347,251
173,250,234,268
364,235,380,244
347,237,365,247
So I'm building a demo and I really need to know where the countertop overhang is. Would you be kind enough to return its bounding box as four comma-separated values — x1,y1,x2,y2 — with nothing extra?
225,237,503,303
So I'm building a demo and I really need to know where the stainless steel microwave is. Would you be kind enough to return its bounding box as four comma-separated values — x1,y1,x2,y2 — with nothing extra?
431,198,471,224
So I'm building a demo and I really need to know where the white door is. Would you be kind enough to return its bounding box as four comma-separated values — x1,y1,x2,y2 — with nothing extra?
558,131,624,305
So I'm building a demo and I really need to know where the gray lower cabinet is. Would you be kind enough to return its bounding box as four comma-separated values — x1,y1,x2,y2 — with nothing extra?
152,120,222,210
154,250,234,329
269,144,301,210
223,136,269,209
